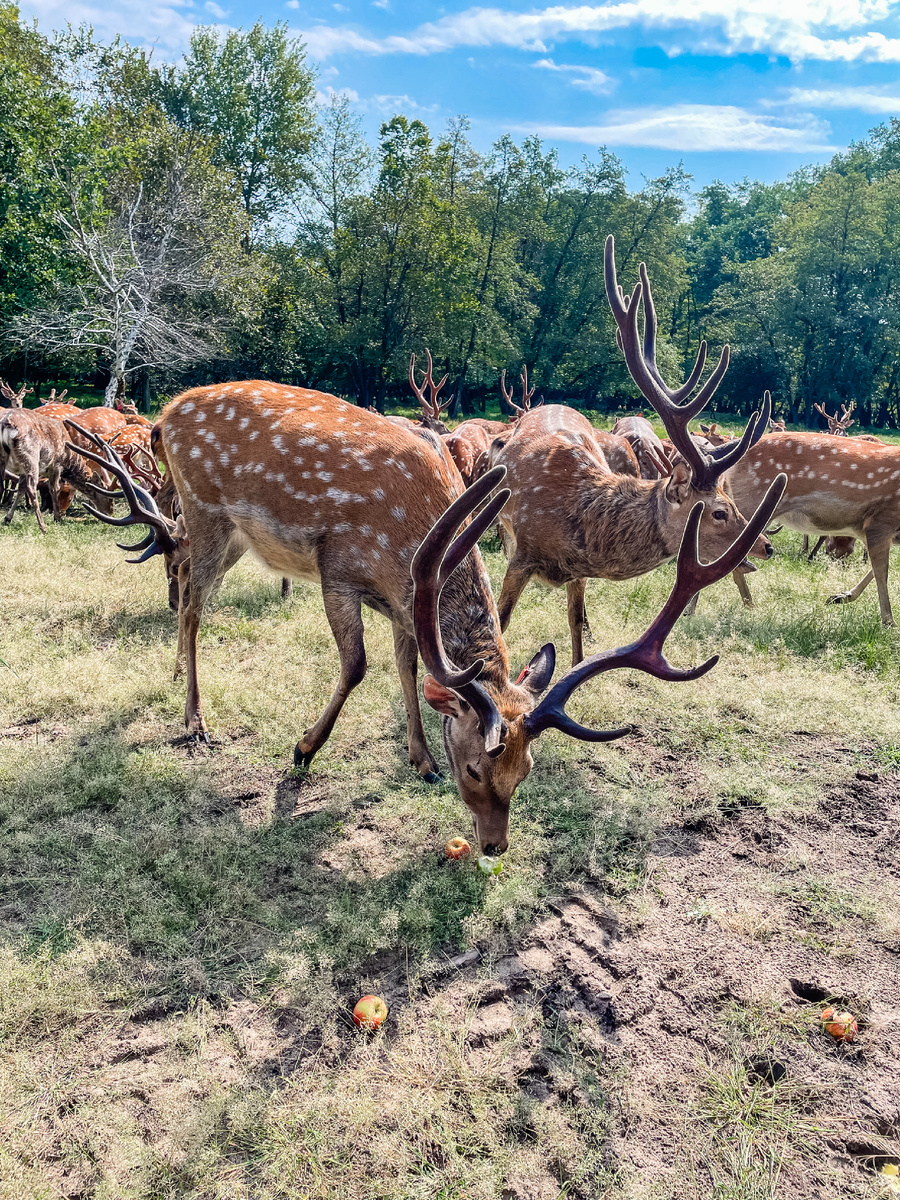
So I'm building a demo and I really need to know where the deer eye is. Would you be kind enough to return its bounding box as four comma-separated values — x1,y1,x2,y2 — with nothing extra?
713,510,728,522
467,765,481,782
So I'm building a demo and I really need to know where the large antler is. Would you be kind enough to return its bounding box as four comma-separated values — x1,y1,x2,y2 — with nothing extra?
65,420,177,561
524,472,787,743
500,370,517,416
604,235,770,490
411,466,511,755
814,400,855,435
0,379,32,406
409,350,450,419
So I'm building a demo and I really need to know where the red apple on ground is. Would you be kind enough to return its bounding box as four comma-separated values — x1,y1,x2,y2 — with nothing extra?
445,837,471,860
353,994,388,1030
820,1007,857,1041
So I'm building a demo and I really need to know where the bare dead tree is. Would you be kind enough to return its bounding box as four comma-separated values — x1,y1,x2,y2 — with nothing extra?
8,132,246,405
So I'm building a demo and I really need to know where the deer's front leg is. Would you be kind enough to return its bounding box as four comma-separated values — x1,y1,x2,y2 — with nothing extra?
863,523,895,626
392,622,442,783
497,559,533,633
566,578,591,666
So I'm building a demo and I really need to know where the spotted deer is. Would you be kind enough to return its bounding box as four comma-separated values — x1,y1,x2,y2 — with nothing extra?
408,350,452,434
72,380,784,853
724,415,900,621
490,237,776,664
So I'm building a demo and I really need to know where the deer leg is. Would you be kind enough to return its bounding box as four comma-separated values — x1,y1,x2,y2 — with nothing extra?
281,577,293,601
3,475,24,526
392,622,442,782
807,536,826,561
566,578,590,666
733,568,754,607
802,534,810,555
827,568,874,607
863,526,894,626
496,559,533,632
294,588,367,771
47,466,63,523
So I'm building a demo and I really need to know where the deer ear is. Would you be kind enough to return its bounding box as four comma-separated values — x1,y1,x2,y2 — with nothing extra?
422,675,467,718
516,643,556,696
665,460,693,504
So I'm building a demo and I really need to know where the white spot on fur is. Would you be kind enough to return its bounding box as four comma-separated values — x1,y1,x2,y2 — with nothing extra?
239,417,249,431
373,487,385,500
391,506,405,521
190,446,201,458
317,471,334,482
250,430,259,441
181,401,195,414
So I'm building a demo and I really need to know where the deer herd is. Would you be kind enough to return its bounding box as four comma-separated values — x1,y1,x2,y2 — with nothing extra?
2,235,897,853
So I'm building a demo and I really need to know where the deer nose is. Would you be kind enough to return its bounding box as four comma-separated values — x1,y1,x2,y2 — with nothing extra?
481,841,508,856
764,542,774,558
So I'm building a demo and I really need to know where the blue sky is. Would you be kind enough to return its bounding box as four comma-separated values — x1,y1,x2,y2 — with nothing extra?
21,0,900,188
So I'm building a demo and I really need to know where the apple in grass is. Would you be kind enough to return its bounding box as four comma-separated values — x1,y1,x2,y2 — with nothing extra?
445,837,471,860
353,995,388,1030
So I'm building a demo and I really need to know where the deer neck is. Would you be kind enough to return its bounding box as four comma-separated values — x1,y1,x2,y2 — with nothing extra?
438,551,511,690
578,476,677,579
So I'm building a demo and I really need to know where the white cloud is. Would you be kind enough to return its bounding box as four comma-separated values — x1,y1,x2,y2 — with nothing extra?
534,56,614,94
316,84,362,104
205,0,226,16
372,0,390,8
298,0,900,63
772,84,900,112
286,1,299,8
514,103,836,151
21,0,196,53
333,2,349,10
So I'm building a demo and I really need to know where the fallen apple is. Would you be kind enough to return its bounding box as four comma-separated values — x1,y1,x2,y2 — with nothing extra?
820,1006,858,1042
353,994,388,1030
478,855,503,876
445,837,471,860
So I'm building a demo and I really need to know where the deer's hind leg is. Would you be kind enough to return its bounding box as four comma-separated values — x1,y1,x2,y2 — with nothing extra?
294,585,367,771
566,578,591,666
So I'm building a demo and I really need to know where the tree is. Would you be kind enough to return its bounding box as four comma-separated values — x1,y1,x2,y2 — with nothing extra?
10,124,248,404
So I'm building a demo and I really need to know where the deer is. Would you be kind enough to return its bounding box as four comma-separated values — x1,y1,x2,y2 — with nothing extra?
814,400,856,435
39,388,69,405
0,408,114,530
723,406,900,623
70,379,784,853
0,379,33,408
612,413,672,479
489,236,777,664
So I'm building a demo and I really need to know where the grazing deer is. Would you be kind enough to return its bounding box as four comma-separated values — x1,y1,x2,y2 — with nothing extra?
490,237,776,664
0,409,113,530
0,379,33,408
71,380,783,852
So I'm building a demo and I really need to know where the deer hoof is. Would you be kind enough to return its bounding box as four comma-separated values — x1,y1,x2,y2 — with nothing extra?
422,771,444,785
190,730,211,747
827,592,851,605
293,745,315,772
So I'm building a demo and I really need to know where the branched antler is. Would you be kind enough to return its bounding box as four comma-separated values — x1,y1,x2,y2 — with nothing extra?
523,472,788,743
409,349,450,419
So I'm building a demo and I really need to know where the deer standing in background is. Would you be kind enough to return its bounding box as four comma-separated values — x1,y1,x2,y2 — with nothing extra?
490,236,775,664
73,380,783,853
612,413,672,479
0,379,33,408
408,350,452,433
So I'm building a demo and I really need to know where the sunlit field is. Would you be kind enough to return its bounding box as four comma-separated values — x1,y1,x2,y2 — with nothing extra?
2,493,899,1200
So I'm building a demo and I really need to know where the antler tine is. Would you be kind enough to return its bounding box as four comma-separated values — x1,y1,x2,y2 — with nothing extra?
409,352,428,411
424,350,449,417
411,467,510,754
638,262,709,404
525,473,787,743
705,391,773,473
500,369,522,417
520,366,536,411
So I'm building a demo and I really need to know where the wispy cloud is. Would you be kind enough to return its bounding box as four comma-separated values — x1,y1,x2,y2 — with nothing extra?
204,0,226,17
286,0,299,8
23,0,197,52
770,84,900,113
514,104,836,152
315,84,439,116
534,57,614,94
298,0,900,63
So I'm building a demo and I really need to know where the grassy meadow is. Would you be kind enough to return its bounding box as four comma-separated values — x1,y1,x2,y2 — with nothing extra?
1,465,900,1199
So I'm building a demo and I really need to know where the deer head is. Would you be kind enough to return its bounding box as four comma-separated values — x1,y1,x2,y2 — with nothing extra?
814,401,855,435
413,465,786,853
0,379,33,408
500,367,543,420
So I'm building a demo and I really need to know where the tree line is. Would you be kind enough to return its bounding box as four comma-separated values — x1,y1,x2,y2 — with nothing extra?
3,2,900,424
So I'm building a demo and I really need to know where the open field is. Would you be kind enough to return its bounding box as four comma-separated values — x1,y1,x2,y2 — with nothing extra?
1,506,900,1200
